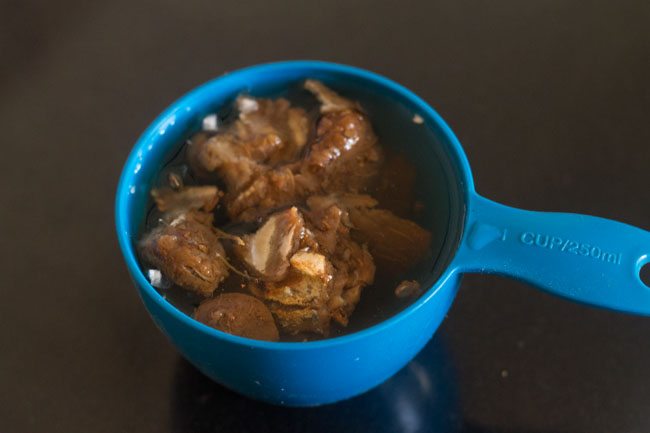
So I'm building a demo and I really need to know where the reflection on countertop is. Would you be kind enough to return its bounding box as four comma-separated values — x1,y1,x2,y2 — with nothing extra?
170,335,460,433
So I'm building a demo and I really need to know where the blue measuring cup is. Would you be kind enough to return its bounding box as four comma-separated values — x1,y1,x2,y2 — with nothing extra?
115,61,650,406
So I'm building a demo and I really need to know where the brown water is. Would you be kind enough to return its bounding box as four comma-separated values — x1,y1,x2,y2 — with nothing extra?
140,82,452,340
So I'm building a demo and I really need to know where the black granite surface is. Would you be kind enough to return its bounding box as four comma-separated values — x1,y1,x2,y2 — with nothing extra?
1,1,649,432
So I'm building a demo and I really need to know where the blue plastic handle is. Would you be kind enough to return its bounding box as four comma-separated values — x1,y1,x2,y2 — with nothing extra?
452,193,650,315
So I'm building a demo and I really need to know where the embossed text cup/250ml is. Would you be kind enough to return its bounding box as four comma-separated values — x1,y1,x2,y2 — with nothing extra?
115,61,650,406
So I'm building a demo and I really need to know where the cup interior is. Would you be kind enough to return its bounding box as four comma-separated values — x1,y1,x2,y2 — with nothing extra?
116,61,472,342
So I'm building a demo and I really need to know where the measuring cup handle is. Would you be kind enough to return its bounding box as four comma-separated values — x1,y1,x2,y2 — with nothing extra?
452,193,650,315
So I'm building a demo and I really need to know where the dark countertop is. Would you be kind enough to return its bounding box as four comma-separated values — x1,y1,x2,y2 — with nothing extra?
2,1,649,432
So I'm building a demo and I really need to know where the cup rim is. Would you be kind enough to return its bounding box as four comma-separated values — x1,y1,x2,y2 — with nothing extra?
115,60,474,350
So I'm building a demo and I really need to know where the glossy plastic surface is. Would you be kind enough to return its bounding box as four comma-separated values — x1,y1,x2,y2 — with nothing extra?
453,194,650,314
115,61,650,406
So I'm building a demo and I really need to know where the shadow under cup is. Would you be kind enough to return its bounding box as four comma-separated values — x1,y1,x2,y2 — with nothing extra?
115,61,471,406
